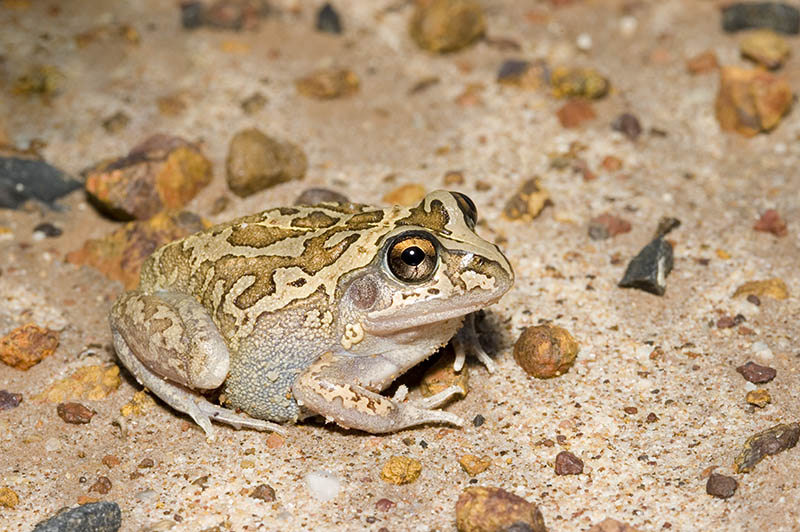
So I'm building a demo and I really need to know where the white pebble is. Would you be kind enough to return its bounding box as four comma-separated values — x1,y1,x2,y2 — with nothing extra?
44,437,61,452
751,341,773,360
576,33,592,51
619,16,637,37
304,470,341,502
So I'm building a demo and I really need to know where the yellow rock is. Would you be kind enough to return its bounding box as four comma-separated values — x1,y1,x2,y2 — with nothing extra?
459,454,491,476
502,178,551,222
409,0,486,54
746,389,771,408
380,456,422,485
733,278,789,300
0,487,19,509
740,29,791,70
120,390,156,417
36,364,121,403
295,68,359,99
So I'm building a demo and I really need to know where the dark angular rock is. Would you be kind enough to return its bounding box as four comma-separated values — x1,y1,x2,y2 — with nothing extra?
32,502,121,532
180,1,205,29
316,3,342,34
618,237,673,296
706,473,738,499
611,113,642,141
654,216,681,238
0,390,22,411
554,451,584,475
735,423,800,473
722,2,800,34
0,151,81,209
736,361,776,383
33,222,62,238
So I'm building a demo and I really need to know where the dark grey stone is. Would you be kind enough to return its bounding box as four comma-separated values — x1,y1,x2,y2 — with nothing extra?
316,3,342,34
0,156,81,209
618,237,674,296
31,502,121,532
722,2,800,34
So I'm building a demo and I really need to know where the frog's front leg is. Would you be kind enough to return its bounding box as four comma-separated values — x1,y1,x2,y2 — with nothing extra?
110,291,286,439
293,352,464,433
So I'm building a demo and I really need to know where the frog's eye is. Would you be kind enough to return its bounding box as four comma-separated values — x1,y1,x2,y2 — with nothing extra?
387,233,437,283
451,191,477,229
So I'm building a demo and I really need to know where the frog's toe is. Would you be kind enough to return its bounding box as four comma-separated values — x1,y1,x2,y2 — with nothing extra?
452,313,497,374
413,385,464,410
196,401,288,436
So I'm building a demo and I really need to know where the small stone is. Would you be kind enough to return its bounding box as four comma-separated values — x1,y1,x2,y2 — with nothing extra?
382,184,426,206
735,422,800,473
717,316,736,329
304,470,341,502
0,487,19,509
686,50,719,74
409,0,486,54
201,0,270,31
180,1,205,29
85,134,212,220
36,364,121,403
13,64,64,96
714,66,792,137
706,473,738,499
138,458,155,468
513,324,579,379
588,518,641,532
33,222,62,238
66,211,208,289
443,170,465,186
646,412,659,423
550,67,610,99
421,347,468,398
455,486,547,532
0,324,59,370
265,432,284,449
88,476,112,495
654,216,681,238
736,361,776,384
600,155,623,172
250,484,276,502
612,113,642,141
746,389,771,408
554,451,583,475
295,68,359,99
0,148,82,210
753,209,788,236
102,455,121,468
120,390,156,417
380,456,422,485
226,128,307,197
588,213,632,240
57,402,95,424
623,406,638,415
722,3,800,34
455,83,484,107
0,390,22,411
496,59,547,90
472,414,485,427
294,187,349,205
740,29,791,69
375,498,396,512
240,92,267,114
459,454,491,476
30,501,121,532
502,178,550,222
733,278,789,300
556,99,596,128
618,237,673,296
156,93,187,116
102,111,130,134
746,294,761,306
316,3,342,34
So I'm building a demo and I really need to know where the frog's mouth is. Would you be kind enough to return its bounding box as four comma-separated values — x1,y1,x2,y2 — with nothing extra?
363,298,499,336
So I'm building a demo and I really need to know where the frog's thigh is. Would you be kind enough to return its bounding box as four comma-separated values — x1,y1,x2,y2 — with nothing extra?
292,352,464,434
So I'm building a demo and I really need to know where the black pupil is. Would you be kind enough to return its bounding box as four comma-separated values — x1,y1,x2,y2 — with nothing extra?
401,246,425,266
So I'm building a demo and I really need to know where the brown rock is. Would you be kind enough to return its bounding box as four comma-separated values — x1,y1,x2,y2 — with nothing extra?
226,128,307,197
240,92,267,114
421,347,468,398
0,324,59,370
736,361,776,384
138,458,155,468
85,134,213,220
513,324,579,378
746,389,771,408
588,213,632,240
0,487,19,509
588,518,641,532
600,155,623,172
36,364,121,403
753,209,788,237
295,68,359,99
250,484,276,502
611,113,642,141
156,93,187,116
706,473,738,499
459,454,491,476
734,422,800,473
740,29,791,69
101,111,130,134
102,455,121,468
443,170,465,186
409,0,486,54
265,432,284,449
57,402,95,424
88,476,112,494
380,456,422,485
382,184,426,206
294,187,349,205
550,67,610,99
714,66,793,136
66,210,209,289
554,451,583,475
556,99,596,128
686,51,719,75
497,59,547,90
733,278,789,300
375,498,396,512
455,486,547,532
502,178,551,222
0,390,22,411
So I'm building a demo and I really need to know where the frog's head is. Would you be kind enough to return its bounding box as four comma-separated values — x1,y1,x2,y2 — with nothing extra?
342,190,514,336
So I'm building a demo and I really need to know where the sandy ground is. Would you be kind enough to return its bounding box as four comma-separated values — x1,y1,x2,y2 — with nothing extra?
1,0,799,531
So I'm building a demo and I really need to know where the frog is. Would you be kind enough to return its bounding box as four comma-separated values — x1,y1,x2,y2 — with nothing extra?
110,190,513,439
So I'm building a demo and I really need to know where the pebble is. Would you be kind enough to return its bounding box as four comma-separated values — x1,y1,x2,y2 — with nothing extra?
502,178,550,222
89,476,112,495
600,155,623,172
714,66,792,136
550,67,610,99
409,0,486,54
575,32,592,51
459,454,491,476
102,455,121,469
736,361,776,383
316,3,342,34
304,470,341,502
0,324,59,371
455,486,547,532
0,390,22,411
249,484,276,502
588,213,632,240
382,184,426,206
36,364,121,403
120,390,156,417
746,389,771,408
201,0,269,31
295,68,359,99
739,29,791,69
101,111,130,134
722,2,799,34
225,128,307,198
753,209,788,236
180,1,204,29
686,50,719,75
611,113,642,141
33,222,62,238
706,473,738,499
380,456,422,485
13,64,64,96
654,216,681,238
513,324,579,378
138,458,155,468
618,237,673,296
556,99,596,128
733,278,788,300
421,348,468,397
0,486,19,509
57,402,96,424
472,414,485,427
735,422,800,473
240,92,267,114
294,187,349,205
375,498,396,512
554,451,583,475
31,502,121,532
0,148,82,210
588,518,641,532
496,59,547,90
85,134,213,220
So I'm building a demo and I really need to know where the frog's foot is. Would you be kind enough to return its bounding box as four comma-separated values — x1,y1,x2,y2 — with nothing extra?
452,313,497,374
195,401,287,436
412,385,465,410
